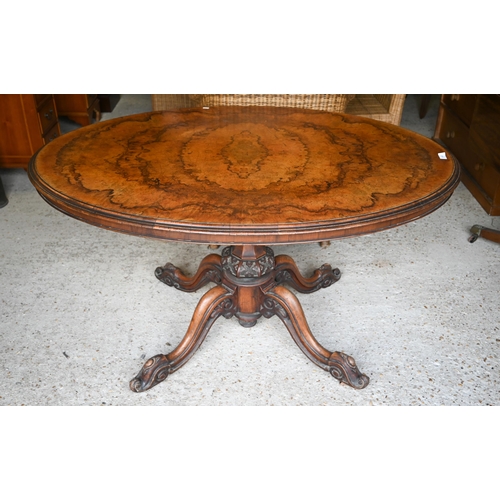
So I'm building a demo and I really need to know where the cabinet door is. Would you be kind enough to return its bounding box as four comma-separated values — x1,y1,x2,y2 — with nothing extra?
0,95,44,167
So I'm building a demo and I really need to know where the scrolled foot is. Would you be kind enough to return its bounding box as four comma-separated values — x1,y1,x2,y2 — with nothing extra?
155,254,222,292
274,255,341,294
329,352,370,389
129,354,172,393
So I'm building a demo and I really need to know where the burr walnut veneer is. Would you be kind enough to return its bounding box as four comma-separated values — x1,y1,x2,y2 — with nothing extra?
28,107,460,392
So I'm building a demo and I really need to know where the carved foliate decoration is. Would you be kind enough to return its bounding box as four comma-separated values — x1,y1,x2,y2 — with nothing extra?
260,297,288,320
221,246,275,277
210,297,237,320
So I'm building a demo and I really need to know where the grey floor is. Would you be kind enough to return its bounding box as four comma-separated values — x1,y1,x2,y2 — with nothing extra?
1,95,499,406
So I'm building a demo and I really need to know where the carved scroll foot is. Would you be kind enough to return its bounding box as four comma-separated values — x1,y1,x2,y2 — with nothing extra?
329,352,370,389
130,354,172,393
155,253,222,292
129,285,235,392
274,255,341,294
263,285,369,390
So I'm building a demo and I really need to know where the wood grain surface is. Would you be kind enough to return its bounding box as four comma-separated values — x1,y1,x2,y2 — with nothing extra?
29,107,460,244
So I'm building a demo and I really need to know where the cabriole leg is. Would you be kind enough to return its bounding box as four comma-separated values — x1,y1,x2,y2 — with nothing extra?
262,285,370,389
130,285,235,392
155,253,223,292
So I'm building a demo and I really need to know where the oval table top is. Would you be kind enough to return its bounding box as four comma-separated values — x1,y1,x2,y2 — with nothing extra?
29,107,460,245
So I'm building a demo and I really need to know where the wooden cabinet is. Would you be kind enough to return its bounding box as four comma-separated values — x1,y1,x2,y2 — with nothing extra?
54,94,101,127
434,94,500,215
0,94,60,168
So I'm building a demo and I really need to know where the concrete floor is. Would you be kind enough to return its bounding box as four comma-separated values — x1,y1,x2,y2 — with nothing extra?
1,95,499,406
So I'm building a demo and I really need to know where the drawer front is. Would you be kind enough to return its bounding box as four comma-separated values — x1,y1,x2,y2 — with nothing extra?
43,123,60,144
442,94,477,126
437,107,476,166
37,97,58,134
34,94,50,107
437,107,500,198
469,94,500,169
466,157,500,201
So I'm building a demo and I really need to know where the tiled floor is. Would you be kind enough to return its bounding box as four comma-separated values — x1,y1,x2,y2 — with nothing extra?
1,95,499,406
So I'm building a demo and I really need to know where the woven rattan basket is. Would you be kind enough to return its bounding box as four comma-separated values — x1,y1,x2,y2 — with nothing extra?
151,94,355,113
151,94,406,125
345,94,406,125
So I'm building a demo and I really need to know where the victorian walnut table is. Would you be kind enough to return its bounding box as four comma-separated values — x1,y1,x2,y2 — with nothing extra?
28,107,460,392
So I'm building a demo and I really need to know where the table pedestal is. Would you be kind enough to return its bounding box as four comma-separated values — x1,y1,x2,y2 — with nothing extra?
129,245,370,392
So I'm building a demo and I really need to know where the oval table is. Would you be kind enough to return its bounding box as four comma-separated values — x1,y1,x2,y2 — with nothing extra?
28,107,460,392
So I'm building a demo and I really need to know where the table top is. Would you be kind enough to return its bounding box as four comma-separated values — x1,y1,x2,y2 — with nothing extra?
29,107,460,245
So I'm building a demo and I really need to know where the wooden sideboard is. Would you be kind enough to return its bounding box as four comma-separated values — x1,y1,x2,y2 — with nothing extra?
0,94,60,169
434,94,500,215
54,94,101,127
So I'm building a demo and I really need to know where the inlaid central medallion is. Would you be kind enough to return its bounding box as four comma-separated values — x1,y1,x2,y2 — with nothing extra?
221,130,267,179
181,123,309,192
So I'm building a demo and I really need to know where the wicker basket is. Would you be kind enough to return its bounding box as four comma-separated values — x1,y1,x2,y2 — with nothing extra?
151,94,406,125
345,94,406,125
151,94,355,113
151,94,196,110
